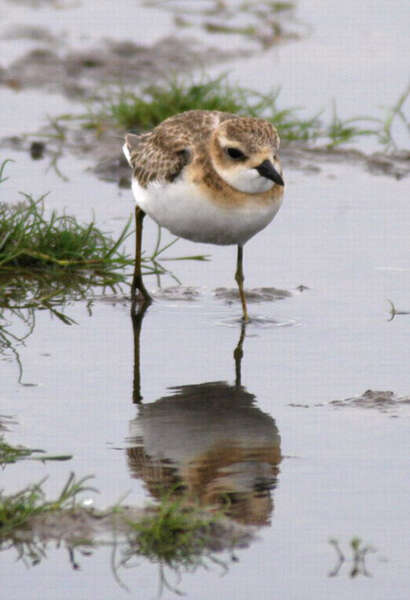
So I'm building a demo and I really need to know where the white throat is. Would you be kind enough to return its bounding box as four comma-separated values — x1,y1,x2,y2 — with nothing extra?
214,164,274,194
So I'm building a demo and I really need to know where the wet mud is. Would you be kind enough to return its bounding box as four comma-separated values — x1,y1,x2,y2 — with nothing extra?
215,286,292,304
143,0,303,48
152,286,201,302
290,389,410,415
86,138,410,183
283,144,410,181
0,37,234,99
5,119,409,189
8,504,254,555
146,286,293,304
1,14,408,181
331,389,410,414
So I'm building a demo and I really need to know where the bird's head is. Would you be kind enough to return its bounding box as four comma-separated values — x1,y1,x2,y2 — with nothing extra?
210,117,284,194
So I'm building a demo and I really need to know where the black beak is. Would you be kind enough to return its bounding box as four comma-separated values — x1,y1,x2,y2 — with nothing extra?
255,159,284,186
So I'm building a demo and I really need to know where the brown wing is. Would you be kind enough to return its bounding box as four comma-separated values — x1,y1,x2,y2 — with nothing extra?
125,131,190,187
124,110,237,187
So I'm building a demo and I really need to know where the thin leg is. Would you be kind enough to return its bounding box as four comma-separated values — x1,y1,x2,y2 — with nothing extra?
233,320,246,388
131,206,152,312
235,245,249,323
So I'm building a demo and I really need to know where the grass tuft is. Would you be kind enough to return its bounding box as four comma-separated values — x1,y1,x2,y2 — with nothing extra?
0,473,96,538
105,75,321,142
0,196,133,275
78,75,410,151
378,82,410,151
1,473,234,592
0,159,13,184
326,101,379,148
0,162,208,383
328,537,376,578
110,76,246,131
0,436,72,467
127,498,216,567
117,493,224,594
0,161,208,289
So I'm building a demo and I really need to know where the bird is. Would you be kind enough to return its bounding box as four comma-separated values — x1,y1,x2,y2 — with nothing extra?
123,109,284,322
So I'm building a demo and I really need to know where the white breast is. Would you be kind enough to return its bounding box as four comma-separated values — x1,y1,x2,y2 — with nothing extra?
131,175,282,246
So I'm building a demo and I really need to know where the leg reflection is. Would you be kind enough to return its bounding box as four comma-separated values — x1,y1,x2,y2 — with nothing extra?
233,321,246,388
130,301,150,404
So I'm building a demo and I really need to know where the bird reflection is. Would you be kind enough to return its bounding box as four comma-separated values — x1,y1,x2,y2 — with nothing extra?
127,305,281,527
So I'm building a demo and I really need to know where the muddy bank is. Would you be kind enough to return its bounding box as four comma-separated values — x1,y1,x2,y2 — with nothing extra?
215,286,293,304
290,389,410,415
5,505,255,564
93,136,410,183
0,36,237,99
1,17,408,181
4,118,409,192
331,389,410,414
283,144,410,181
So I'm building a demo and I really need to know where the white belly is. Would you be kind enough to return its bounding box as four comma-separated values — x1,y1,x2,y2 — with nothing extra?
131,177,282,246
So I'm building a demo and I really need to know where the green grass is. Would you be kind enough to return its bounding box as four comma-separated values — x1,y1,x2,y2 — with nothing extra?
127,499,216,566
0,198,206,294
0,164,208,383
0,195,133,275
0,270,93,385
328,537,376,578
0,473,95,538
0,429,241,590
0,161,208,287
105,75,321,142
109,77,247,131
81,75,408,150
0,436,72,466
0,159,12,184
326,101,380,148
117,494,225,594
378,83,410,151
1,475,232,592
0,184,135,383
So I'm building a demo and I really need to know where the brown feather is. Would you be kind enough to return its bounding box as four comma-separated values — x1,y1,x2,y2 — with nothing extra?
124,110,238,187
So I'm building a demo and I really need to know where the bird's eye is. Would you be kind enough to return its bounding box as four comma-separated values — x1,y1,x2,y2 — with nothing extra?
226,147,246,160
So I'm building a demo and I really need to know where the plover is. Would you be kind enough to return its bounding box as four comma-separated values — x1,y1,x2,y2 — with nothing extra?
123,109,284,321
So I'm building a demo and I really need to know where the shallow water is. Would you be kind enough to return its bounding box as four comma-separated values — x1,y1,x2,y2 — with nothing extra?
1,0,410,598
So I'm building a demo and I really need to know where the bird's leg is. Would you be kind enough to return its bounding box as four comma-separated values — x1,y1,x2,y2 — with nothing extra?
131,206,152,312
235,245,249,323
